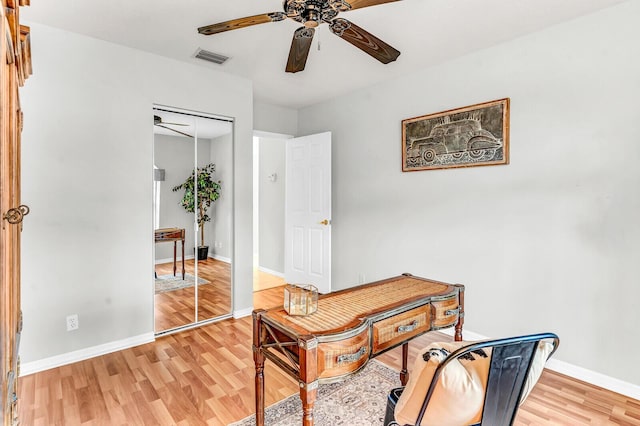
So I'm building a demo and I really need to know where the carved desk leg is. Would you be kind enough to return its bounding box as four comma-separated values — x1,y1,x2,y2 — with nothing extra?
181,238,185,279
454,284,465,342
173,241,177,276
253,310,266,426
400,343,409,386
298,335,318,426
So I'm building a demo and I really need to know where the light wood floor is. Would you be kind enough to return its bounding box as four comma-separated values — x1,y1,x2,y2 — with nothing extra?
155,259,283,331
19,286,640,425
253,269,285,292
155,258,231,332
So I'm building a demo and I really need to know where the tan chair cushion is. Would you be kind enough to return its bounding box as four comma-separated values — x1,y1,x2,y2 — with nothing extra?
519,339,555,402
394,339,554,426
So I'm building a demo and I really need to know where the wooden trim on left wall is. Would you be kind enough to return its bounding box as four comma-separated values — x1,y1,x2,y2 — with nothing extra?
0,1,31,424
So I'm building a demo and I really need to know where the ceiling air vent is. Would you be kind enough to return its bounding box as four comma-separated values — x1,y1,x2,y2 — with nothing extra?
195,48,229,65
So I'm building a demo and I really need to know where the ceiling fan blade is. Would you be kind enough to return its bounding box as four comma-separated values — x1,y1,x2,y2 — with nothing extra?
286,27,315,73
156,124,193,138
329,18,400,64
346,0,401,11
198,12,287,35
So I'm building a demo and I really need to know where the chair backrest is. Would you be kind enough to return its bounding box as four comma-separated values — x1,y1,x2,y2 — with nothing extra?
413,332,559,426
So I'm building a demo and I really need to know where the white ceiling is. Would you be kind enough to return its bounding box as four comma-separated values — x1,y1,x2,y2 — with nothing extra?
22,0,627,109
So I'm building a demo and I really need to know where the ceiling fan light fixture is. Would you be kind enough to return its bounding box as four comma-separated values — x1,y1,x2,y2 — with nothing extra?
195,48,230,65
302,9,321,28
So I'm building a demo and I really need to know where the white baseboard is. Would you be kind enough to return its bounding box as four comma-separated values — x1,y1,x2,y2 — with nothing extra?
155,254,230,265
439,328,640,400
543,358,640,401
209,254,231,263
258,266,284,278
19,332,155,377
233,307,253,319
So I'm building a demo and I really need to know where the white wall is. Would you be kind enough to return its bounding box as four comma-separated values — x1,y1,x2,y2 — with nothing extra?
20,22,254,366
298,1,640,386
253,101,298,136
258,138,286,273
154,132,232,261
252,102,296,276
208,133,233,260
154,134,211,260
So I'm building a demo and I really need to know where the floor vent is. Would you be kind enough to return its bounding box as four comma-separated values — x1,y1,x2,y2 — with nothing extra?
195,48,229,65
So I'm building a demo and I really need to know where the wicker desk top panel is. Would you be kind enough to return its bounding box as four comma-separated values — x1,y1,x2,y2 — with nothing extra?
267,277,452,334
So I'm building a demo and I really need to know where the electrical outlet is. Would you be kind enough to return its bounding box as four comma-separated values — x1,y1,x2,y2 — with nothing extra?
358,273,366,284
66,314,79,331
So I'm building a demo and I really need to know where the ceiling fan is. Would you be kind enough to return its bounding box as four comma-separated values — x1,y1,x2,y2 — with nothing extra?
198,0,401,73
153,115,193,138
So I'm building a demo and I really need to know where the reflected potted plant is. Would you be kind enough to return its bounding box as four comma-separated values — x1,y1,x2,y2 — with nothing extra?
172,163,221,261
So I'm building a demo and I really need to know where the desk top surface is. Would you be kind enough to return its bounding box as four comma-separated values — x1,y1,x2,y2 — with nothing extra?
261,274,459,335
154,228,185,241
155,227,184,233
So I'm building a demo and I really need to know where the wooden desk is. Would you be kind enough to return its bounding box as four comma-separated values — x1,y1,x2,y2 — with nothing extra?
154,228,185,279
252,273,465,426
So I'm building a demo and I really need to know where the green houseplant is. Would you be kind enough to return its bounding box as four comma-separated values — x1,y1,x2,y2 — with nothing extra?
172,163,221,260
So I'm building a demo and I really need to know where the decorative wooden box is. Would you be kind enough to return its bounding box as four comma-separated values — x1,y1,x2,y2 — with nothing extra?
283,284,318,316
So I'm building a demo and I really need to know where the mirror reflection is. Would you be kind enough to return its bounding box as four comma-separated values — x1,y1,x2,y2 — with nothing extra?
153,106,233,333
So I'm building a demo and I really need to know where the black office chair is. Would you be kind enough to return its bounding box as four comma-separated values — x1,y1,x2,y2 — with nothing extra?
384,332,560,426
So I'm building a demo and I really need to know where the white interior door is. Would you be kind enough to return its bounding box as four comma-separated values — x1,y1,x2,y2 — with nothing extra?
284,132,332,294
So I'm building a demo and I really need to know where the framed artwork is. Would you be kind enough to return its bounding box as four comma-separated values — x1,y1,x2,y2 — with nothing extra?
402,98,510,172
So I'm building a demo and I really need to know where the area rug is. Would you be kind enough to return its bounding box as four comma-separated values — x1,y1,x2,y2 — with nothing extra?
154,273,209,294
230,360,400,426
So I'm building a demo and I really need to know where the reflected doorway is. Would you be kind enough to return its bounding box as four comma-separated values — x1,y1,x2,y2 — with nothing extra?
252,131,332,294
153,106,234,334
252,132,290,292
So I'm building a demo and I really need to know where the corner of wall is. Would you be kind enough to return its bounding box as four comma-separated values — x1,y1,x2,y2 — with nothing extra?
253,100,298,137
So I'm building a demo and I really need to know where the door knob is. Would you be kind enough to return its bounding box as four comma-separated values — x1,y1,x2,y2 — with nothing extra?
319,219,331,226
2,205,29,230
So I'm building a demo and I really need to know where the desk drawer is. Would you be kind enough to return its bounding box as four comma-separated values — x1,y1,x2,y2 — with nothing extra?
372,305,431,354
431,297,460,329
318,328,370,379
155,229,184,241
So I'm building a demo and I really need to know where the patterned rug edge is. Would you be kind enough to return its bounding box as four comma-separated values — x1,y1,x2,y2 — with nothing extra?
154,273,210,294
229,359,400,426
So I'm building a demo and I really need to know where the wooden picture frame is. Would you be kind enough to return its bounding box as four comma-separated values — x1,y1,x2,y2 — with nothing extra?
402,98,510,172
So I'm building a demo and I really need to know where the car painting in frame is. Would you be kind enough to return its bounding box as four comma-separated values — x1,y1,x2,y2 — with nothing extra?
402,98,510,171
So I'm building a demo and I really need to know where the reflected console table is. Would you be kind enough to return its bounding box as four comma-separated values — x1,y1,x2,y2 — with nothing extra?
252,273,465,426
154,228,185,279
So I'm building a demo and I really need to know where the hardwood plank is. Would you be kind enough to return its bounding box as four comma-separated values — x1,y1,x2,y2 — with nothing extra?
254,268,285,292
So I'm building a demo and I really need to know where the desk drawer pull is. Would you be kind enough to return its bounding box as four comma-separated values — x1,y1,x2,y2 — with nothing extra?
445,307,460,316
397,321,418,333
337,347,367,364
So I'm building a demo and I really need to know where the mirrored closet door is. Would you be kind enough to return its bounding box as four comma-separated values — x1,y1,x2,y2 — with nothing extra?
152,105,233,334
